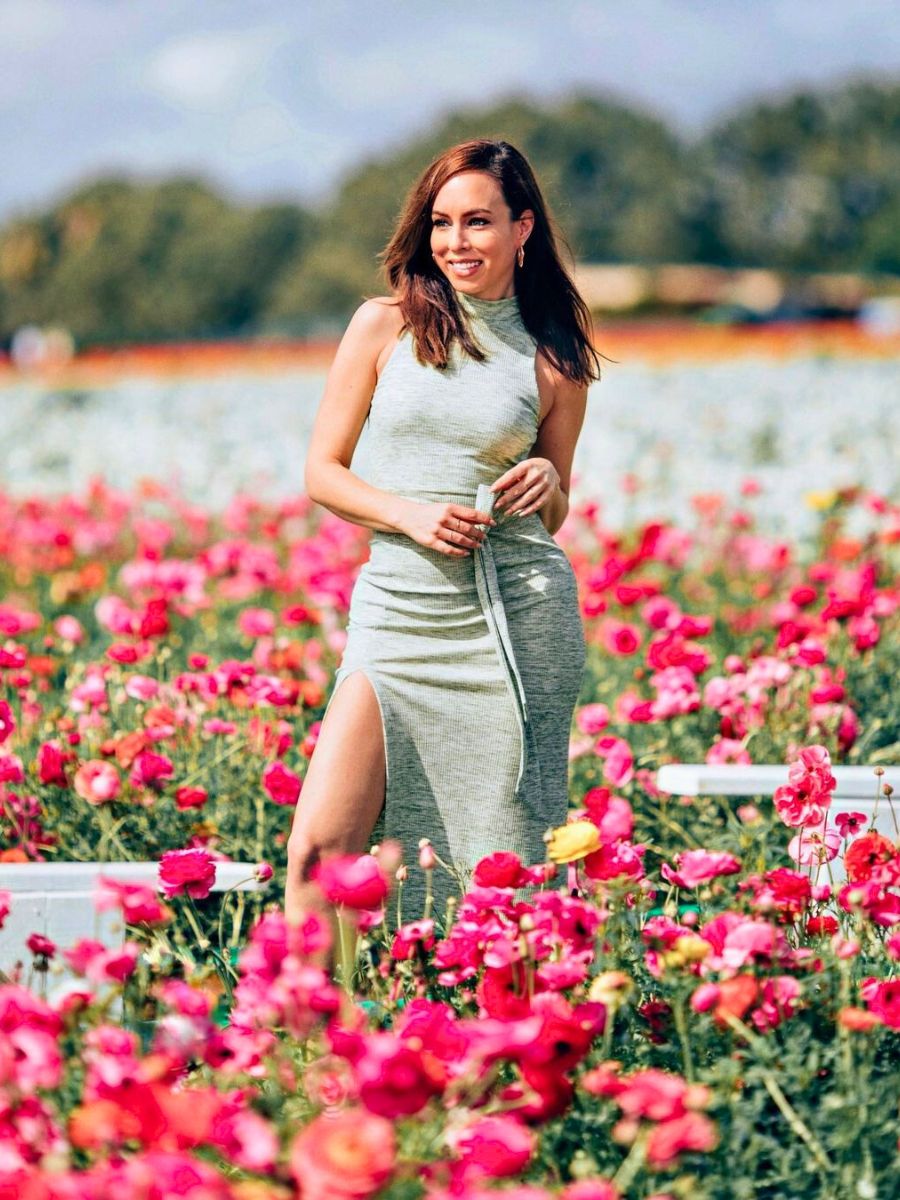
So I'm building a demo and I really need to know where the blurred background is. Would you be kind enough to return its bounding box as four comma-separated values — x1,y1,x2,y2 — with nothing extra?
1,0,898,531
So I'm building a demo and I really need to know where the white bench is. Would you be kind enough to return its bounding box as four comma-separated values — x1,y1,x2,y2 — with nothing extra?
656,764,898,883
0,861,263,981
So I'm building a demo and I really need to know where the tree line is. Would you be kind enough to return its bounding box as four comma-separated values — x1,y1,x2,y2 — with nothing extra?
1,77,898,346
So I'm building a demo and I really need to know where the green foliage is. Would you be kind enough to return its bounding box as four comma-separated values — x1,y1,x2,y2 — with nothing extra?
1,79,899,344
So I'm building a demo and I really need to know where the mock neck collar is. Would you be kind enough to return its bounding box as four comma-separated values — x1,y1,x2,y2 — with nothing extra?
456,288,522,325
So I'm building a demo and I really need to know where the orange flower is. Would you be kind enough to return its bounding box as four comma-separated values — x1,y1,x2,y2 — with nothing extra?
290,1108,396,1199
714,975,759,1025
838,1007,881,1032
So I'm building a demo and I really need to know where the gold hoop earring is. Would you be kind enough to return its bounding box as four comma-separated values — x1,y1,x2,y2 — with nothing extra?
516,244,525,268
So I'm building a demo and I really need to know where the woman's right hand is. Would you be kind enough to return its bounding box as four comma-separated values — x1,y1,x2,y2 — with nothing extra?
397,501,496,556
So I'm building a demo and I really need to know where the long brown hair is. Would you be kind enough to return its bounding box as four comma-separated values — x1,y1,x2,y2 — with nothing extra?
377,139,606,385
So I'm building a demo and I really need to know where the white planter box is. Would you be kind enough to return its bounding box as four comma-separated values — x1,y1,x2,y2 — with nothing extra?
0,861,263,978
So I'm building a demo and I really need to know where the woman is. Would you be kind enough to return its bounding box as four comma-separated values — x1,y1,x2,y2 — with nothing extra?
285,138,603,930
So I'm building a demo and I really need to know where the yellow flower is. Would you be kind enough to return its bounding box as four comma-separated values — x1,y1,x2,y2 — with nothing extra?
804,489,838,511
673,935,712,963
544,819,601,863
589,970,634,1006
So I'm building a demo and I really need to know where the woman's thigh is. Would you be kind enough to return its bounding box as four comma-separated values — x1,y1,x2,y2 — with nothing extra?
292,670,386,855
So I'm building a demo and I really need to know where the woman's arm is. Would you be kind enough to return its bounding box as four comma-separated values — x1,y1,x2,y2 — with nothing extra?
304,299,412,534
491,355,588,537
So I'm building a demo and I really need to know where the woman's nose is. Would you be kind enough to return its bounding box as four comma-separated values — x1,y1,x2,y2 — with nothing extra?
449,224,470,249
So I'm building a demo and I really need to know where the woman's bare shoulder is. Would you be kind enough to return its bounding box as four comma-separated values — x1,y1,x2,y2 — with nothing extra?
350,295,406,338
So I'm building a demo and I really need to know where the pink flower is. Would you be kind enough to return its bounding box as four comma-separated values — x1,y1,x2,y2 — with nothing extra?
861,979,900,1028
583,788,634,842
158,848,217,899
95,877,172,924
661,850,741,890
262,760,302,806
561,1184,620,1200
0,890,10,929
53,614,85,642
313,854,389,910
788,827,841,865
751,976,801,1031
773,784,829,829
0,752,24,783
593,735,634,787
354,1033,444,1117
0,699,16,744
73,759,121,805
450,1114,535,1180
124,674,160,701
705,738,752,766
646,1112,717,1167
239,607,277,637
575,703,610,734
129,750,174,790
601,620,641,656
835,811,868,839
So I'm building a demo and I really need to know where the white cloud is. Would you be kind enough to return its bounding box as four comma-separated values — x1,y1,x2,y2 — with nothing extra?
142,27,284,113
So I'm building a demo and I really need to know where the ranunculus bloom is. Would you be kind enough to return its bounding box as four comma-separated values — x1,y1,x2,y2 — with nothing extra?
354,1032,445,1117
95,876,172,925
158,848,217,899
73,759,121,805
835,811,868,839
544,820,601,864
129,749,174,790
661,850,741,890
0,699,15,744
451,1114,535,1180
646,1111,717,1167
861,978,900,1028
290,1107,396,1199
575,703,610,734
845,833,898,883
583,788,633,842
174,785,209,811
313,854,389,909
788,827,842,866
473,851,527,888
262,760,302,806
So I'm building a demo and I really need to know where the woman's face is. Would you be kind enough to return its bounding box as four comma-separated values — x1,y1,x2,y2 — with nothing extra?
429,170,533,300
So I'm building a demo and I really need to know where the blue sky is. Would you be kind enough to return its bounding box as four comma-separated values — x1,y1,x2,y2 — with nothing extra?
3,0,899,223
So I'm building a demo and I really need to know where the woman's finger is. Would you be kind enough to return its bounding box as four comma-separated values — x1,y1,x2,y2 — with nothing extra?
505,482,546,515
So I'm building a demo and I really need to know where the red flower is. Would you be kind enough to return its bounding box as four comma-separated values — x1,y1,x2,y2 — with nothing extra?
845,833,898,883
262,760,302,806
472,851,527,888
174,785,209,811
158,848,217,899
355,1032,446,1117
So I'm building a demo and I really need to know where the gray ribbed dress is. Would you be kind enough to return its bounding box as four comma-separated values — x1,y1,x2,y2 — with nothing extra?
320,289,587,927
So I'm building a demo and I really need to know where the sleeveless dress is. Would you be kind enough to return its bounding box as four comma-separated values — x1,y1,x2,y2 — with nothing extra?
319,289,587,927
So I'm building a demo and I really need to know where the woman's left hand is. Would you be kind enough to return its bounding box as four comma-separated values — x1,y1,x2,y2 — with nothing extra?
490,457,560,517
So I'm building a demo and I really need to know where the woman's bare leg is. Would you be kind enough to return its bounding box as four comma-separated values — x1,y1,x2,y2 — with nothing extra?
284,671,386,955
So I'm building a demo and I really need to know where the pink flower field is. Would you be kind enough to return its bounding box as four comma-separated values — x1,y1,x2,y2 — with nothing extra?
0,476,898,1199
